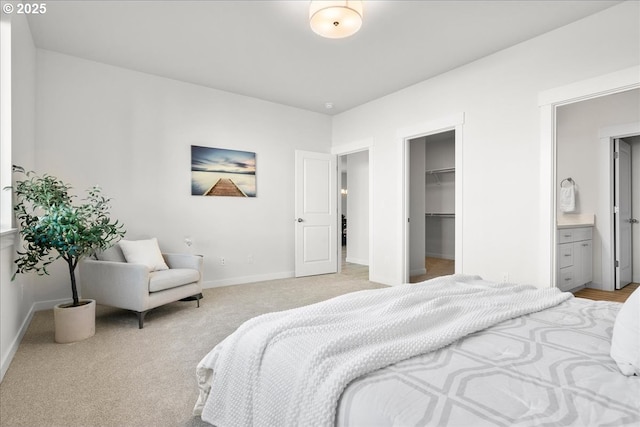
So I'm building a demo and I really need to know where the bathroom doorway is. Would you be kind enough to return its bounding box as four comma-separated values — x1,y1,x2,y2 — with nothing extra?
555,89,640,290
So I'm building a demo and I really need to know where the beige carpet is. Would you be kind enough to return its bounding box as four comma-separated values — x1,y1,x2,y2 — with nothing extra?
0,264,384,427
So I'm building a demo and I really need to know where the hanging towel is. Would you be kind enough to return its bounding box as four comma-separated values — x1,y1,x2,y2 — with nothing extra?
560,185,576,213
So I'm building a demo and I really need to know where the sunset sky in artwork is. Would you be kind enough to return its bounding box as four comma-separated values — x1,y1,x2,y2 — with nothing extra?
191,146,256,175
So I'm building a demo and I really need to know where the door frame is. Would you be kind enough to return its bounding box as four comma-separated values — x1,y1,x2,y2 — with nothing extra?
602,127,639,290
332,138,374,281
538,65,640,288
399,113,465,284
614,137,633,289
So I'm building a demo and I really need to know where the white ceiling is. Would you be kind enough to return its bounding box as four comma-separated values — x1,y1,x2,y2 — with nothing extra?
25,1,621,115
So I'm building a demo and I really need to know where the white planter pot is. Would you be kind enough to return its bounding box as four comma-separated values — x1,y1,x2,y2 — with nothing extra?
53,299,96,343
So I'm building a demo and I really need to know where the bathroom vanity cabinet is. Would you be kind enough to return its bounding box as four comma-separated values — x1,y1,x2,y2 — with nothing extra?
557,226,593,291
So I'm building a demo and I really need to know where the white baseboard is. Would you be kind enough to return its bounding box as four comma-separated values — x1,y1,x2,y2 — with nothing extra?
0,304,34,383
202,271,295,289
410,268,427,276
33,297,72,311
586,281,604,290
345,257,369,266
425,252,455,260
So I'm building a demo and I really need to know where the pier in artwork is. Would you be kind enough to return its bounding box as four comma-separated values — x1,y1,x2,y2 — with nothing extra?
204,178,247,197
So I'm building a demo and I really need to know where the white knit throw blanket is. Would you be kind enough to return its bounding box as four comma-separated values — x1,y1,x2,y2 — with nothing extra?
194,274,570,427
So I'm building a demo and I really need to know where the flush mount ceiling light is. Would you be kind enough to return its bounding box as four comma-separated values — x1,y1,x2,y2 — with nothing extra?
309,1,363,39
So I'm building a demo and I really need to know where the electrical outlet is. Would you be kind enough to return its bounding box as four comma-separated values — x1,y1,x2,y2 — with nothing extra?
220,257,225,266
247,254,254,264
502,272,509,283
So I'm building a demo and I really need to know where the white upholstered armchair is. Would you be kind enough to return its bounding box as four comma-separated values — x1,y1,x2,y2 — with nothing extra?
80,239,203,328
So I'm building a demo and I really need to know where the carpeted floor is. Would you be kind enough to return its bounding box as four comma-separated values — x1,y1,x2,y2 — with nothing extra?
0,264,384,427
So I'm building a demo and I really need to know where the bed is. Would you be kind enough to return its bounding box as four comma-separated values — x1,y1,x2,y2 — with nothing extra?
194,274,640,426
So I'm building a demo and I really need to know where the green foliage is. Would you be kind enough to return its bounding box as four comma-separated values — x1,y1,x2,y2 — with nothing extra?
11,166,126,306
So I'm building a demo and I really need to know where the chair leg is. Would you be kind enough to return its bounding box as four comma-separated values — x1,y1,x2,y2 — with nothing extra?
137,294,201,328
137,311,148,329
179,292,203,307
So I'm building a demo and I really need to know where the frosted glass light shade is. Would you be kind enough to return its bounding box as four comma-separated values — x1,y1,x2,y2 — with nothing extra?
309,1,363,39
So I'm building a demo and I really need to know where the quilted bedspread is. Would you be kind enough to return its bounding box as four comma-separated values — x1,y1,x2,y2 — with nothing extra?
337,297,640,426
194,274,570,427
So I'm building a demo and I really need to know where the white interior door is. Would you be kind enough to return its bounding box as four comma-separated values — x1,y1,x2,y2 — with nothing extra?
615,138,632,289
295,150,337,277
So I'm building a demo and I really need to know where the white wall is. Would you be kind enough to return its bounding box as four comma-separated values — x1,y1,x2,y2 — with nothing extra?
34,50,332,299
556,89,640,288
1,12,37,382
332,1,640,286
341,171,347,218
346,150,369,265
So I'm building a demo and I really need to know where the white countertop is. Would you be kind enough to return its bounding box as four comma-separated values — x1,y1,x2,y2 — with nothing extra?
557,213,595,229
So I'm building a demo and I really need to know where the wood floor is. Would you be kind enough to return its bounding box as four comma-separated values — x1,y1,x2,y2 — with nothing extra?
409,257,637,303
410,257,455,283
573,282,638,303
346,250,637,303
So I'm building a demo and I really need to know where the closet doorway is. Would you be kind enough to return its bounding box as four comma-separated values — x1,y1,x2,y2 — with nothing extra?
408,130,456,283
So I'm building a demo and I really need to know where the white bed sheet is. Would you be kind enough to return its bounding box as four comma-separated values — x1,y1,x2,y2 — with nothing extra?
337,297,640,426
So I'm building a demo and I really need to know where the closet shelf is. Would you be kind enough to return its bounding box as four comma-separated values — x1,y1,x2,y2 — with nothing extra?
425,213,455,218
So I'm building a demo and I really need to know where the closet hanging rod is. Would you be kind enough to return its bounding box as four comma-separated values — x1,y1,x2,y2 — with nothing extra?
426,167,455,174
426,167,455,185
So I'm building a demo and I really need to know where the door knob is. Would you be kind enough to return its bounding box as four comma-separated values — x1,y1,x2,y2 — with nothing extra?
296,218,304,222
630,218,639,224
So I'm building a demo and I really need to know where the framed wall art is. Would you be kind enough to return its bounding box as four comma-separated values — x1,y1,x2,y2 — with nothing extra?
191,145,256,197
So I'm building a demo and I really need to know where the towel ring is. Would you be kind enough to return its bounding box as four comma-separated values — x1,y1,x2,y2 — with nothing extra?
561,177,574,187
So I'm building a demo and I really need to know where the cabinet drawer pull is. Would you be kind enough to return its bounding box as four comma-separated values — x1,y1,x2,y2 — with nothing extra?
564,254,571,257
564,278,572,281
563,234,571,238
582,243,588,247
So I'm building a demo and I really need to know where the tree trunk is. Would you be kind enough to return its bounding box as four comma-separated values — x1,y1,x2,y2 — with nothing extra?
68,258,80,306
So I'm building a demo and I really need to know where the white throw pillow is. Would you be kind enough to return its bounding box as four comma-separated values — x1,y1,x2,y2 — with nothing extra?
610,287,640,376
119,238,169,272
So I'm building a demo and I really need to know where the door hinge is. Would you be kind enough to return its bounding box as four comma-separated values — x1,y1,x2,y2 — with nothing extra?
614,151,619,159
615,260,619,268
614,206,619,214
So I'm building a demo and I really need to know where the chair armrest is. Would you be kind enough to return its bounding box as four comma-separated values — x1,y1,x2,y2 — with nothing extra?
79,259,150,311
163,253,203,272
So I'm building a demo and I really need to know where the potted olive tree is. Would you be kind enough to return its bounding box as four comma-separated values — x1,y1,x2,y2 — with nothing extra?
11,166,125,343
